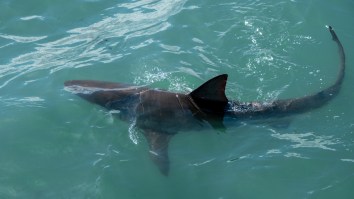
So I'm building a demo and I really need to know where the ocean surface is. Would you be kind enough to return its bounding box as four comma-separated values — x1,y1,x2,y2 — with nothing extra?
0,0,353,198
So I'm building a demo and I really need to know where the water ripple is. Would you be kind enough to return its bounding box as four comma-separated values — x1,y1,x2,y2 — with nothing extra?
0,0,187,89
0,96,46,109
269,129,340,151
0,34,47,43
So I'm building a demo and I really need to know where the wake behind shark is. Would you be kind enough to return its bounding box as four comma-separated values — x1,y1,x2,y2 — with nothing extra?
64,26,345,176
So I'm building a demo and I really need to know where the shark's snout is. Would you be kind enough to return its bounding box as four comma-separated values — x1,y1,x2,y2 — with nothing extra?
64,80,74,87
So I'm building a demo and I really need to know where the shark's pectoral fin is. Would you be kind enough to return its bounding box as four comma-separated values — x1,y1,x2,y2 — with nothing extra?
208,117,226,133
142,130,173,176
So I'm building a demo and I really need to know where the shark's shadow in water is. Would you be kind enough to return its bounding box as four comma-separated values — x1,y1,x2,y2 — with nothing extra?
64,26,345,176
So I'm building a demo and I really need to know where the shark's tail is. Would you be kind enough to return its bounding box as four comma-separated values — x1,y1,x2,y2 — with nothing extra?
329,26,345,86
272,26,346,114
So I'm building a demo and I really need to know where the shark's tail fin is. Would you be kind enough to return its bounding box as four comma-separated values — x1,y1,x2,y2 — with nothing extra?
273,26,346,114
328,26,345,86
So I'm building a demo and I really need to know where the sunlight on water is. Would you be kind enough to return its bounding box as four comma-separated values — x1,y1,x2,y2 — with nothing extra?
0,96,46,108
269,128,339,151
0,0,187,88
0,34,47,43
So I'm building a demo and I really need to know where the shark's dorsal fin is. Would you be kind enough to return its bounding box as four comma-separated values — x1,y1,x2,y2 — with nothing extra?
142,130,173,176
189,74,229,131
189,74,228,115
190,74,228,104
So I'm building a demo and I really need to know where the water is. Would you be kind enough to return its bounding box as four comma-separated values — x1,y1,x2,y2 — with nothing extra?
1,0,353,198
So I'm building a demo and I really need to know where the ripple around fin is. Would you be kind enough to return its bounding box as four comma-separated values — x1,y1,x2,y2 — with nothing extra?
128,119,139,145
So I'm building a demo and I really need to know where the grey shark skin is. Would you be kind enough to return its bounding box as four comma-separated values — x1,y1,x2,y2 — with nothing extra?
64,26,345,176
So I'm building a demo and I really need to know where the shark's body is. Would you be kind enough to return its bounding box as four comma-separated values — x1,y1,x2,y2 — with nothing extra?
65,26,345,175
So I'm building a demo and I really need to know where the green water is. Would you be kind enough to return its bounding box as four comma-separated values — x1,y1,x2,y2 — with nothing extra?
1,0,353,198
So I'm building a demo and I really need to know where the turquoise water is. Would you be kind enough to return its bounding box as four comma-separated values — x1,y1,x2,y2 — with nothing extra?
1,0,353,198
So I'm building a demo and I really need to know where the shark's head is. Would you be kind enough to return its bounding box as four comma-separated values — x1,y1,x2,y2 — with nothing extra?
64,80,147,108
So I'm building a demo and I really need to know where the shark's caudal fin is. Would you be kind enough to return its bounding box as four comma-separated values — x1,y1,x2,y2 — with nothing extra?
272,26,346,114
328,26,345,86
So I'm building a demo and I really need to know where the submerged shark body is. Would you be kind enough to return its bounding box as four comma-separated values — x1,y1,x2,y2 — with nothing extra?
65,26,345,175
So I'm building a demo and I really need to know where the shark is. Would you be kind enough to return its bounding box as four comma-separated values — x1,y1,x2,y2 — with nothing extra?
64,26,345,176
